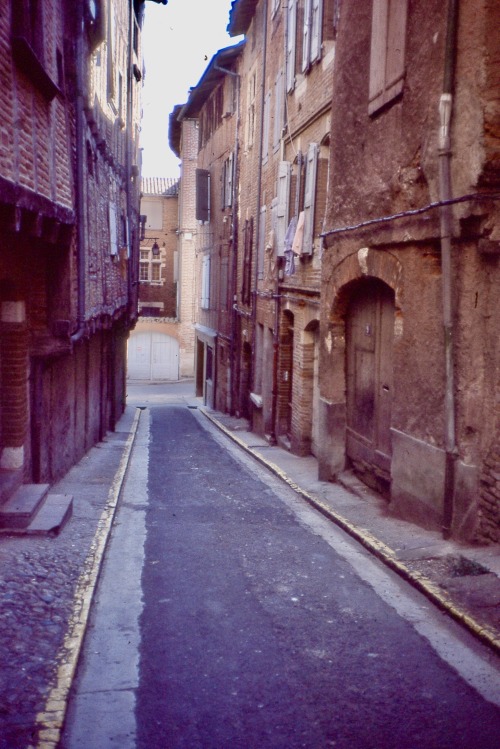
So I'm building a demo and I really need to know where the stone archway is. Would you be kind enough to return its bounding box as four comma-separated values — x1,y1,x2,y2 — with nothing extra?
319,248,403,483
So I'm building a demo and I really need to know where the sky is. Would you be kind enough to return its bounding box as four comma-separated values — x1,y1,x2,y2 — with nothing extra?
140,0,242,178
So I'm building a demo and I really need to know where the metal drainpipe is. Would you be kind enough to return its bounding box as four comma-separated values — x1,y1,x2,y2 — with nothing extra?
251,0,269,399
269,2,292,447
213,63,241,416
71,0,87,345
439,0,459,538
126,0,136,324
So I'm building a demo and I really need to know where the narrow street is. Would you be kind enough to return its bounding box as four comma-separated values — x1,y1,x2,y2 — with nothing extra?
61,387,500,749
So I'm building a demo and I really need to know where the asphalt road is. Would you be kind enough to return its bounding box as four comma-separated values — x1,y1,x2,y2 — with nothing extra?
61,403,500,749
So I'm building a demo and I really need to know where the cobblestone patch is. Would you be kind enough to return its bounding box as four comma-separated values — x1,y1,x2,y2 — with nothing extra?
0,537,94,748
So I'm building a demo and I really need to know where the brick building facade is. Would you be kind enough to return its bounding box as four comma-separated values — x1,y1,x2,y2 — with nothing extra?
0,0,166,529
171,0,499,543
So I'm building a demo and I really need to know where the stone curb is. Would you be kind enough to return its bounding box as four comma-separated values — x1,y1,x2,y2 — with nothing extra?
34,408,143,749
200,408,500,657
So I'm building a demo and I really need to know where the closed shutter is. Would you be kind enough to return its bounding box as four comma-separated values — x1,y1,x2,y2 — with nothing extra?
258,205,267,274
302,143,318,255
310,0,323,64
369,0,408,115
286,0,297,92
302,0,312,72
196,169,210,222
276,161,291,257
273,70,284,153
109,202,118,255
201,255,210,309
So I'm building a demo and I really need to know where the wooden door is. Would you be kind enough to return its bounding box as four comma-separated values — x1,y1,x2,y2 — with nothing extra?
346,281,394,485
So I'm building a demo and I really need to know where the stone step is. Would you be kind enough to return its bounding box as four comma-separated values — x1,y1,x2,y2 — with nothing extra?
0,493,73,536
0,484,50,529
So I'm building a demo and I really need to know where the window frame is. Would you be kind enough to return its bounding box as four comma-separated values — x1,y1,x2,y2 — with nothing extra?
139,247,163,284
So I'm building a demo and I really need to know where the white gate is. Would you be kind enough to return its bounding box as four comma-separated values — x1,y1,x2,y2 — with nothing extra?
128,331,179,381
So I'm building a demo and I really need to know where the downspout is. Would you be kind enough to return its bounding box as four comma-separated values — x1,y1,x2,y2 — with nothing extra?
126,0,137,325
270,4,292,446
213,63,241,416
71,0,87,345
251,0,269,397
438,0,459,538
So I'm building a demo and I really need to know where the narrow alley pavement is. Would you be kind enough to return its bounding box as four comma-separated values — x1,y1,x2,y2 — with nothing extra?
0,382,499,748
60,386,499,748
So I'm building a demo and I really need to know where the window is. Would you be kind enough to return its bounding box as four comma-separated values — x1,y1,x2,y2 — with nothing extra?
106,0,116,104
286,0,297,92
85,0,105,51
246,70,257,147
196,169,211,223
273,70,284,153
368,0,408,115
220,258,229,311
140,248,162,283
242,217,254,306
109,202,118,255
258,205,267,275
302,0,323,72
139,251,149,281
11,0,59,99
222,153,233,209
302,142,318,255
141,199,163,230
275,161,291,256
201,255,211,309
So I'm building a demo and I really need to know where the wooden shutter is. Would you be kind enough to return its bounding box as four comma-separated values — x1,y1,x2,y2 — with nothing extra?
273,70,284,152
369,0,408,115
258,205,267,274
276,161,291,257
242,217,253,306
310,0,323,63
302,0,312,72
196,169,210,222
286,0,297,92
108,202,118,255
302,143,318,255
201,255,210,309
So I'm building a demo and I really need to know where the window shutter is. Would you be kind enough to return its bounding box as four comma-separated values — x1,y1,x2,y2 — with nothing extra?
286,0,297,92
310,0,323,63
108,202,118,255
385,0,407,95
273,70,284,152
201,255,210,309
276,161,291,257
369,0,407,115
242,217,253,306
196,169,210,222
258,205,267,274
302,0,312,72
302,143,318,255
